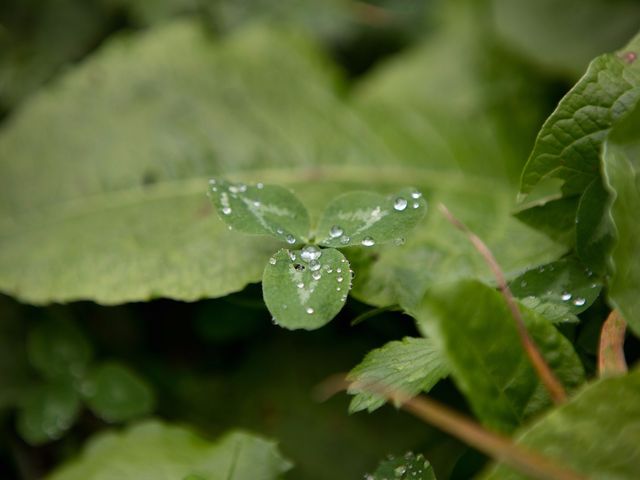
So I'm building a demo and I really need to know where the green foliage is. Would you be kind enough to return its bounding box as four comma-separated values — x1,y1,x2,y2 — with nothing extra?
347,337,449,413
482,369,640,479
417,280,585,433
368,452,436,480
82,363,155,423
603,101,640,336
46,421,292,480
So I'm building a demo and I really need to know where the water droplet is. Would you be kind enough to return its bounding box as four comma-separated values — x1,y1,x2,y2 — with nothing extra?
336,268,342,273
520,280,527,288
340,235,350,244
211,187,217,192
561,292,572,301
227,225,233,231
393,197,408,211
312,272,321,280
309,260,321,272
285,234,296,244
229,183,247,194
222,207,232,215
337,276,344,283
394,466,407,477
306,307,314,314
329,225,344,238
412,201,420,209
573,297,586,307
208,179,217,185
294,263,305,271
277,228,284,234
297,282,304,289
256,182,264,189
337,287,341,291
253,201,261,208
411,191,422,199
300,245,322,262
361,236,375,247
269,257,277,265
326,268,333,273
394,237,405,246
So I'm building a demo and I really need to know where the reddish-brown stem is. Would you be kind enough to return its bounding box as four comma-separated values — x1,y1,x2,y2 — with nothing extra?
598,310,627,376
438,204,567,404
316,375,585,480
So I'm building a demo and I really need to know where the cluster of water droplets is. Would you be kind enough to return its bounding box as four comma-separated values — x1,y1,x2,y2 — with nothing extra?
363,452,431,480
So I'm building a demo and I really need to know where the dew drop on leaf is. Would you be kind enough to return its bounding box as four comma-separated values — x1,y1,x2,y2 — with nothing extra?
329,225,344,238
393,197,408,211
269,257,277,265
412,202,420,209
300,245,321,262
285,234,296,244
222,207,232,215
362,236,375,247
340,235,350,244
410,191,422,199
256,182,264,189
573,297,586,306
309,261,321,272
296,282,304,289
561,292,572,301
312,272,321,280
306,307,314,314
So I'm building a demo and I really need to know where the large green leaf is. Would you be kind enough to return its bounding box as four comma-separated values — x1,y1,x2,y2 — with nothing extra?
262,247,351,330
347,337,449,413
482,369,640,480
602,101,640,336
416,280,585,433
315,188,427,248
47,421,292,480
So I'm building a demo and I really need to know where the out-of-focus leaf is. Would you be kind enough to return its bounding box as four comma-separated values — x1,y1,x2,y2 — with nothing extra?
46,421,292,480
262,247,350,330
417,280,585,433
492,0,640,78
508,256,602,315
368,452,437,480
81,362,154,423
517,31,640,235
27,318,92,381
208,179,310,245
17,381,81,445
315,188,426,248
602,101,640,336
482,370,640,480
347,337,449,413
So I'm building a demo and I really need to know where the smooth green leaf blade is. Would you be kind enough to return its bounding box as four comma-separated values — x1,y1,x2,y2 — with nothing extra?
603,101,640,336
27,319,92,381
82,363,155,423
46,421,292,480
520,31,640,199
575,178,614,273
517,297,579,325
369,452,436,480
17,381,81,445
482,370,640,480
417,280,585,433
262,247,350,330
316,188,427,248
508,256,602,314
347,337,449,413
208,179,310,244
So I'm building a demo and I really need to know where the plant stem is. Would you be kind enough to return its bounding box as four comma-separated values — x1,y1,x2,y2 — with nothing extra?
598,309,627,376
316,375,585,480
438,203,567,404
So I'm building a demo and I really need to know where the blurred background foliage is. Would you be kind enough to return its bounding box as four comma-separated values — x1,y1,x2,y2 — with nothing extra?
1,0,639,479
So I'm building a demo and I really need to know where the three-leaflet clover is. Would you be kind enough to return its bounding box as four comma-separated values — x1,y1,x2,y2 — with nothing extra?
207,179,427,330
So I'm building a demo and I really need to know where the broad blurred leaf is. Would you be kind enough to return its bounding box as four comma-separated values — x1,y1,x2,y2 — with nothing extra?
262,247,350,330
315,188,426,248
208,179,310,244
603,101,640,336
17,381,81,445
369,452,436,480
347,337,449,413
82,362,155,422
491,0,640,78
417,280,585,433
47,420,292,480
508,256,602,315
27,318,92,381
482,369,640,480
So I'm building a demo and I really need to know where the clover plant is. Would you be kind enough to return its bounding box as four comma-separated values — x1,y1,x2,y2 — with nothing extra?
208,179,427,329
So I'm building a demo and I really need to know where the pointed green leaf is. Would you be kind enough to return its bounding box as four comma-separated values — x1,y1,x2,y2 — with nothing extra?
508,256,602,315
208,178,310,245
315,188,427,248
347,337,449,413
517,297,579,325
417,280,585,433
369,452,436,480
17,381,81,445
603,101,640,336
575,178,614,273
262,247,351,330
46,421,292,480
27,319,92,381
482,370,640,480
520,31,640,199
81,362,155,423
